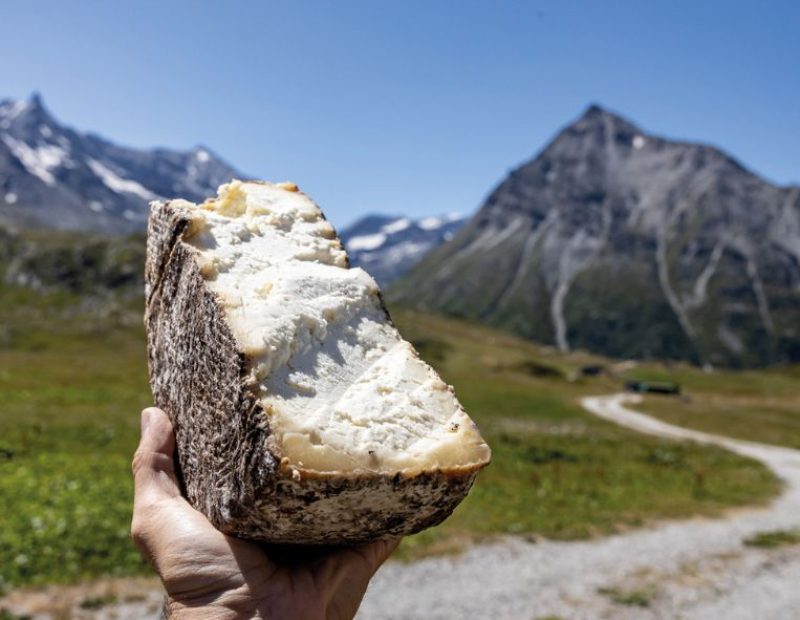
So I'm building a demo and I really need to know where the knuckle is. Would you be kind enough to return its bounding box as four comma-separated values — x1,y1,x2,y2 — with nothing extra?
130,519,141,540
133,449,174,479
131,448,149,476
130,502,160,550
130,515,147,546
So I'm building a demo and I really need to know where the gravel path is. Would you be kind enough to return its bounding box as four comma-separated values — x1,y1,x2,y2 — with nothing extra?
5,394,800,619
357,394,800,619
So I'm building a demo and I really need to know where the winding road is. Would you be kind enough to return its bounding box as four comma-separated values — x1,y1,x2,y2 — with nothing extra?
357,394,800,619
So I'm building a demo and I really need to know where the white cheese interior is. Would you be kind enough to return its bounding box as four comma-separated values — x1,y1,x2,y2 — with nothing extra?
179,180,490,474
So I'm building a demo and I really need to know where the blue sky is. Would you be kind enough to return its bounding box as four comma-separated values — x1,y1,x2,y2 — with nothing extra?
2,1,797,227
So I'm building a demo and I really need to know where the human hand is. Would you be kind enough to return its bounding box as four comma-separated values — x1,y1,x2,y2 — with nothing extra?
131,407,400,620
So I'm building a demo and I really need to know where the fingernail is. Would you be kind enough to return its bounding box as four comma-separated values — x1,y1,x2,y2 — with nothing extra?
141,409,152,435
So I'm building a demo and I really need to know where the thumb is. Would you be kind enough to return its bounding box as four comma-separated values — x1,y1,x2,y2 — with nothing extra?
131,408,221,577
357,537,402,576
132,407,181,506
326,538,401,590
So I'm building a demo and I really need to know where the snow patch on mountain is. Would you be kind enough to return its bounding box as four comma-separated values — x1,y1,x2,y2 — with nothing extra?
1,100,30,121
347,233,387,251
1,134,66,185
419,212,463,230
381,217,411,234
340,213,467,286
87,159,158,200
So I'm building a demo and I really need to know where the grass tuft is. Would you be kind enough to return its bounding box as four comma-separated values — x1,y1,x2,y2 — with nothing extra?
78,594,118,609
0,610,32,620
744,529,800,549
598,585,658,607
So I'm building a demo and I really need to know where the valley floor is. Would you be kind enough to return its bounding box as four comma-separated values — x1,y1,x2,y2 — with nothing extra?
5,394,800,620
358,394,800,619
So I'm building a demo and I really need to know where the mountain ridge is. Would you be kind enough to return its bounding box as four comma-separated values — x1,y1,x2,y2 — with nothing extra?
0,93,242,233
389,104,800,368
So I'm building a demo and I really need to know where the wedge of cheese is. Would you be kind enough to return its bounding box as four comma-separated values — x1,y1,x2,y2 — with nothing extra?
145,180,490,544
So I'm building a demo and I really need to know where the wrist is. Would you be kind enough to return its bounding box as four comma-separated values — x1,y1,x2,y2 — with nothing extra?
165,600,255,620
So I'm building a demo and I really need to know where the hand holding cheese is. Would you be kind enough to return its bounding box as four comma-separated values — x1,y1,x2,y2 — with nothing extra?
131,407,400,620
145,180,491,544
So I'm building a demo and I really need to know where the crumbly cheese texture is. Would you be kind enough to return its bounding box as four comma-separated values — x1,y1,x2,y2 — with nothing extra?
179,180,490,474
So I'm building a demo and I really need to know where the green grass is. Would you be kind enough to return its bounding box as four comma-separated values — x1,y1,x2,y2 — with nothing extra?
631,364,800,449
0,292,783,588
78,594,119,610
743,529,800,549
0,610,32,620
0,288,151,589
597,585,658,607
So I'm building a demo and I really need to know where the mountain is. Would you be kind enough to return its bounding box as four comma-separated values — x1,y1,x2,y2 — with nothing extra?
339,213,466,286
0,93,241,233
389,105,800,368
0,221,145,298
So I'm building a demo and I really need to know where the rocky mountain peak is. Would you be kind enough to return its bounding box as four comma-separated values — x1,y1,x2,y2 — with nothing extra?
579,102,633,121
22,92,47,118
555,103,645,155
0,93,242,234
0,92,52,129
389,106,800,368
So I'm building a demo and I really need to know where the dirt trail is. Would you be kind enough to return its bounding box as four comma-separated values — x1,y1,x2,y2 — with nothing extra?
357,394,800,619
6,394,800,619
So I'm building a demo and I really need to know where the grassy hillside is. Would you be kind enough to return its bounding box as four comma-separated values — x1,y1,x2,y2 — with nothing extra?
632,365,800,449
0,267,782,589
